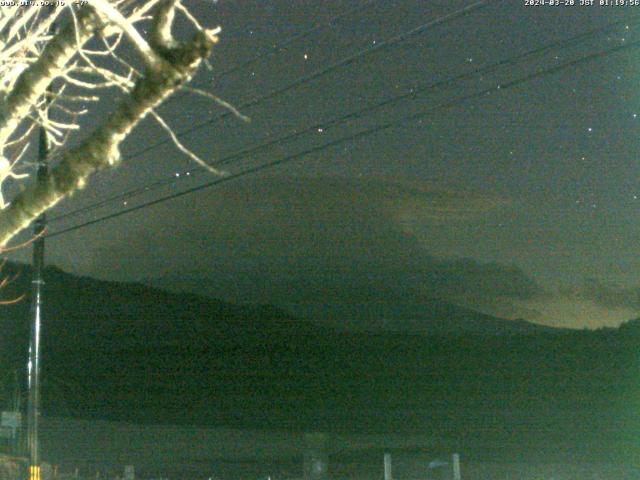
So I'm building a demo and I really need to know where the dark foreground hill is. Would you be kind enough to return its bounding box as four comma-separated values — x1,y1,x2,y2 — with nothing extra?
0,263,637,464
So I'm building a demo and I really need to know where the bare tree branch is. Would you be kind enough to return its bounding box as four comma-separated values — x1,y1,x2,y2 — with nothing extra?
0,0,228,247
0,6,98,148
0,0,220,246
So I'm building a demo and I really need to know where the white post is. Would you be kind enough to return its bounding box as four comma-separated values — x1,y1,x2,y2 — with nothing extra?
384,453,392,480
303,433,328,480
124,465,135,480
452,453,461,480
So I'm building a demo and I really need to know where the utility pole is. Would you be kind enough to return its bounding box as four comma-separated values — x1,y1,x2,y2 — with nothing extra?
12,370,21,456
26,69,52,480
25,11,57,479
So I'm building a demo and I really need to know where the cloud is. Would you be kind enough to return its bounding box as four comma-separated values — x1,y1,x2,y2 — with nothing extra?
560,279,640,311
422,258,545,301
41,174,547,319
52,175,504,271
391,182,507,227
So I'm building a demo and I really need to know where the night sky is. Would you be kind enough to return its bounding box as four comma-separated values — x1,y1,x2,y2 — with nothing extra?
7,0,640,328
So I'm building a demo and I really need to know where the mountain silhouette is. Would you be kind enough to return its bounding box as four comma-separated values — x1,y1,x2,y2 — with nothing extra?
0,263,636,464
147,274,560,336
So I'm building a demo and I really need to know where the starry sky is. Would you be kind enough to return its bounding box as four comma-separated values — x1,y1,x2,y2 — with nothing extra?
6,0,640,328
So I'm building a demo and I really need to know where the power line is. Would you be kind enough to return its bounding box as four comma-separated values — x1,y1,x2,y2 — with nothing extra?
48,17,637,225
49,0,495,223
166,0,379,101
46,38,640,239
211,0,380,81
122,0,493,160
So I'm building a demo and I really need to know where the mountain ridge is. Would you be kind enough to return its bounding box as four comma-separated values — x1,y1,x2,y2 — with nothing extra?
145,273,567,336
0,261,636,462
